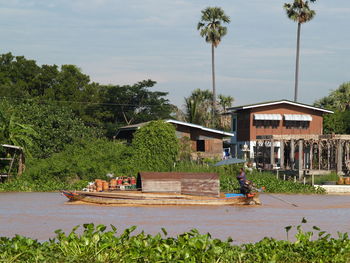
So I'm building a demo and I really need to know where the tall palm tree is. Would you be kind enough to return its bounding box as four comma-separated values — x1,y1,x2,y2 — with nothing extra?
197,7,230,111
284,0,316,102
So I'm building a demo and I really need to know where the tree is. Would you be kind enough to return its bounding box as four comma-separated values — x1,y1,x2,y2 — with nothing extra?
97,80,174,137
284,0,316,102
314,82,350,111
0,99,98,159
197,7,230,113
314,82,350,134
184,89,234,130
184,89,212,126
132,121,179,172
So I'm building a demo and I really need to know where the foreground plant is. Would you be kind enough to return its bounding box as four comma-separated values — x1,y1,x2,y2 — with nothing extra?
1,219,350,262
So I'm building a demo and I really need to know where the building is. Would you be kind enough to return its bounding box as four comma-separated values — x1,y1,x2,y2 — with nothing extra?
227,100,333,164
115,119,234,159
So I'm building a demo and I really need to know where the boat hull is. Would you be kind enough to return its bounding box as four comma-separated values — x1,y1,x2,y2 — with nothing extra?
61,191,261,206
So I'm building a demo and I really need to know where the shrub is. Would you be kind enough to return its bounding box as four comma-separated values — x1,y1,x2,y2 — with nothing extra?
132,120,179,171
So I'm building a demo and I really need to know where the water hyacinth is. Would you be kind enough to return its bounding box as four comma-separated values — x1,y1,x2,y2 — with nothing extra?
1,219,350,262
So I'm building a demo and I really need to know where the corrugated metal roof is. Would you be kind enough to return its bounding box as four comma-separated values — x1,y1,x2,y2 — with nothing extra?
117,120,234,137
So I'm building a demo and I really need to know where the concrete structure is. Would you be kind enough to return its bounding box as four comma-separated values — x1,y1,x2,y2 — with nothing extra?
116,119,234,160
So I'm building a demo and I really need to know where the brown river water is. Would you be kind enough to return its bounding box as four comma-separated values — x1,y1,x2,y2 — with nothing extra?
1,192,350,244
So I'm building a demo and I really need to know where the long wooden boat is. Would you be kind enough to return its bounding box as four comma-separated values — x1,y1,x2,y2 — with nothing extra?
61,190,261,206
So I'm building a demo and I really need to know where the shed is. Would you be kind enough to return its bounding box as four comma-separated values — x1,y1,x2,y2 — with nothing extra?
138,172,220,197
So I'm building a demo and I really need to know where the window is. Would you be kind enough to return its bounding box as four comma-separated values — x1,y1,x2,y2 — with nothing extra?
253,120,280,129
285,121,310,129
232,116,237,132
196,140,205,152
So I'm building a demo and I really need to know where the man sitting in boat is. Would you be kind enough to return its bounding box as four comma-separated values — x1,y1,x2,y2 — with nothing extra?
237,168,255,197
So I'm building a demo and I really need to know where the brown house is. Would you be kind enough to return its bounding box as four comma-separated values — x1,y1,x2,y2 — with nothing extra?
227,100,333,160
115,119,234,159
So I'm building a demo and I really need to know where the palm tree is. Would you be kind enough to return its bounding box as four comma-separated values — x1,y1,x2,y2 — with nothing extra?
197,7,230,111
284,0,316,102
185,89,213,126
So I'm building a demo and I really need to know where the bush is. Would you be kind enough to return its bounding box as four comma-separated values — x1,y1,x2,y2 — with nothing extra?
132,120,179,171
0,138,134,192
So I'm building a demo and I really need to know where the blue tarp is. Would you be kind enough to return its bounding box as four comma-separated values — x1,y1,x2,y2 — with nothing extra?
213,158,246,166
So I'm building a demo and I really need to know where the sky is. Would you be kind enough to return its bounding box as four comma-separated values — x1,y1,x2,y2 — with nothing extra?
0,0,349,109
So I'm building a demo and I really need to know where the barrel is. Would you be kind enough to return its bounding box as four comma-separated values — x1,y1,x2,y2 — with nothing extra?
102,181,109,191
110,179,117,189
337,177,344,185
345,177,350,185
95,179,103,191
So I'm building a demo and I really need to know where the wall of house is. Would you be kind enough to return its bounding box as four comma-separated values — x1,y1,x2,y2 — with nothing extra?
236,110,251,141
247,104,324,141
175,124,224,158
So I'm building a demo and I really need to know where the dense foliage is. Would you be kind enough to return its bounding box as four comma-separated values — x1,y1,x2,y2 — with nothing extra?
0,53,174,137
314,82,350,134
1,219,350,262
132,121,179,172
0,139,134,192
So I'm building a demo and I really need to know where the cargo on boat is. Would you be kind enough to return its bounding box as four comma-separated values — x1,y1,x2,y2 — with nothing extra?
61,172,261,206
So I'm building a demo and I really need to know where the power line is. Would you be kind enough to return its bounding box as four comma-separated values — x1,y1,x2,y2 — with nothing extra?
0,96,173,108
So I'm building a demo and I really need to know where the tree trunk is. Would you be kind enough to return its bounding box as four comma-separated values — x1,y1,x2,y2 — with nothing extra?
294,22,301,102
211,44,216,126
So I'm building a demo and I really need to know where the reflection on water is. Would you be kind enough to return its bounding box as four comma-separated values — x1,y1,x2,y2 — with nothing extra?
1,192,350,244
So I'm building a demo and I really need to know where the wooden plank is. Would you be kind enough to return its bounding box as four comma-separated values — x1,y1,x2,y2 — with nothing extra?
142,180,181,193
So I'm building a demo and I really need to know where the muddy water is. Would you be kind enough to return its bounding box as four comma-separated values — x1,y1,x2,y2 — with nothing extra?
1,192,350,244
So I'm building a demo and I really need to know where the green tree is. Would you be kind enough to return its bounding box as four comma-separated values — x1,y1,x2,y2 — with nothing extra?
284,0,316,102
132,120,179,171
98,80,174,137
184,89,234,129
314,82,350,111
197,7,230,113
314,82,350,134
185,89,212,126
0,99,98,159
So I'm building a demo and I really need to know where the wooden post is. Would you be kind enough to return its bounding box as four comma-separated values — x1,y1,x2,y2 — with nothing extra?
318,142,321,170
327,143,330,171
309,142,313,170
298,140,303,179
270,139,275,167
290,139,295,170
280,140,284,169
337,140,343,175
263,140,266,169
312,174,314,186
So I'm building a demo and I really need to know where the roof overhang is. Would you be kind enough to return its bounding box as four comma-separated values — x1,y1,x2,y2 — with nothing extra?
228,100,333,114
166,120,234,137
116,120,234,138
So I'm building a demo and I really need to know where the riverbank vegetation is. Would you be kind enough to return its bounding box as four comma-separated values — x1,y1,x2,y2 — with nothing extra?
1,219,349,262
0,53,343,194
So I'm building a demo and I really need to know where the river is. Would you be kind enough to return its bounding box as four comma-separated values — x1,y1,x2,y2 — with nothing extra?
1,192,350,244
